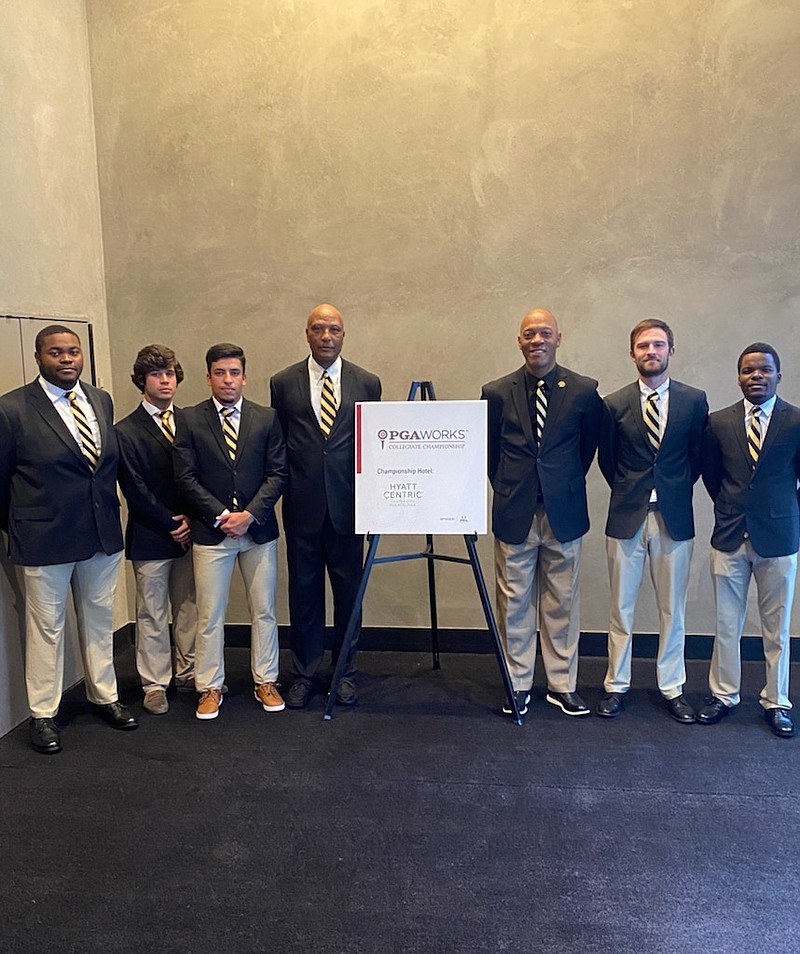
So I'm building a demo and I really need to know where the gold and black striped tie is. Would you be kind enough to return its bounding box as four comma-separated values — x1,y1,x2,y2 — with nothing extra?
221,407,237,460
66,390,99,471
747,406,762,467
644,392,661,452
534,380,547,447
159,409,174,443
320,371,337,437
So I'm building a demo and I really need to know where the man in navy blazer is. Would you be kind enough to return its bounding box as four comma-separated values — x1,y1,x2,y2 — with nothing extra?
698,342,800,738
481,307,602,718
116,344,197,715
597,319,708,723
174,343,287,721
270,304,382,708
0,325,137,753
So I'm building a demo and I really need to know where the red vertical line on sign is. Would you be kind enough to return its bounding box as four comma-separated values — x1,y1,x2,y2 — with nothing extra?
356,403,362,474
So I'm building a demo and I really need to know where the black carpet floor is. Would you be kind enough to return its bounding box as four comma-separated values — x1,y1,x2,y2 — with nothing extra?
1,647,799,954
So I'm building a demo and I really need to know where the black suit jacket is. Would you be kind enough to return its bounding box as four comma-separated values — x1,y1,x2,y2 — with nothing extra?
598,380,708,541
172,398,287,546
481,364,603,544
0,379,123,566
270,358,382,536
701,397,800,558
116,404,188,561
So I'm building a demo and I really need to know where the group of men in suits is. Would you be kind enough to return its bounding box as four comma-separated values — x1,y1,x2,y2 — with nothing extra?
1,306,798,753
0,305,380,751
483,309,799,738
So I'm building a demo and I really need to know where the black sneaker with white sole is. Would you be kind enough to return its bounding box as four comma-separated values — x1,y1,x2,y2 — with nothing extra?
546,690,590,716
502,690,531,717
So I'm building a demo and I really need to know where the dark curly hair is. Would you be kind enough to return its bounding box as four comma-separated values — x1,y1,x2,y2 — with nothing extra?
130,344,184,393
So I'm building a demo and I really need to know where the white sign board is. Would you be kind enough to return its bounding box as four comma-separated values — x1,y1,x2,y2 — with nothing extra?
355,400,487,535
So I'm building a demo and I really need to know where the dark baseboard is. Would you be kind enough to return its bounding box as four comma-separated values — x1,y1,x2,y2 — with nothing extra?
114,623,800,662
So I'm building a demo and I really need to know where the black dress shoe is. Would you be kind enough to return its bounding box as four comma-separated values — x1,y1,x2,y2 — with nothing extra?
94,702,139,730
765,708,795,738
286,677,314,709
596,693,624,718
545,690,590,716
665,694,696,724
29,717,61,754
335,678,359,707
696,697,732,725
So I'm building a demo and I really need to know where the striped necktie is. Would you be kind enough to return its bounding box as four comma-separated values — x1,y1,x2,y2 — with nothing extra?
320,371,337,436
534,379,547,447
159,409,174,443
66,390,99,470
747,406,762,466
221,407,237,461
644,392,661,452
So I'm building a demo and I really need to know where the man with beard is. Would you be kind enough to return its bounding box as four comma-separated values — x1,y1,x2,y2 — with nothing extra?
697,342,800,738
596,319,708,722
0,325,137,753
481,307,602,719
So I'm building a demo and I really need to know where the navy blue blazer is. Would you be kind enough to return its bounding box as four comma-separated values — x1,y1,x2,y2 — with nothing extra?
481,364,602,545
173,398,287,546
599,380,708,541
0,379,123,566
270,358,382,536
116,404,189,561
701,397,800,558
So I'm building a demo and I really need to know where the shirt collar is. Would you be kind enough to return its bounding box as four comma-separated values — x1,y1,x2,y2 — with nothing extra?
745,395,777,417
525,366,557,392
639,377,670,399
142,399,174,417
212,396,243,414
309,354,342,382
38,375,86,402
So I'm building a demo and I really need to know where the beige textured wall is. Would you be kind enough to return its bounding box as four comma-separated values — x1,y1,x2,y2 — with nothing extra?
85,0,800,636
0,0,122,734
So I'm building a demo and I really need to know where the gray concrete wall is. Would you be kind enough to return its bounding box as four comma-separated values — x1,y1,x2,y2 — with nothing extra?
0,0,121,735
85,0,800,638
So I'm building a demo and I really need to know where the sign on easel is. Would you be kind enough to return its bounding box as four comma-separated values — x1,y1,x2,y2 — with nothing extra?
355,400,487,535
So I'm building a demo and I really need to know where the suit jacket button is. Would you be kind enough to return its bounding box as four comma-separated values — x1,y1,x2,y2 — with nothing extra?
743,531,749,539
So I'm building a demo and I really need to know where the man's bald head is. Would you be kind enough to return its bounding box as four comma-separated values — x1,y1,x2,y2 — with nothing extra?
518,308,561,377
306,303,345,368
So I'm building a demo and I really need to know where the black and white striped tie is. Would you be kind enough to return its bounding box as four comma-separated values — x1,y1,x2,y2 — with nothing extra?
320,371,337,436
747,406,762,467
644,392,660,452
66,390,99,470
535,380,547,447
221,407,237,461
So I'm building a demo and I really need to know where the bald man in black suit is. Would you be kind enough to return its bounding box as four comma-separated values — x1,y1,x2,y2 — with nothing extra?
481,307,602,720
270,304,381,709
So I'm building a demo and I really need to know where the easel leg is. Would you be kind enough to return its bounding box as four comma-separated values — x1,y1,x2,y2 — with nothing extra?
324,534,381,721
464,535,523,725
426,534,440,670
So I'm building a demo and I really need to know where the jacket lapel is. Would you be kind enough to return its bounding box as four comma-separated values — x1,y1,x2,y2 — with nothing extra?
511,368,535,449
756,397,785,464
27,383,89,467
205,399,233,466
627,383,653,454
732,401,750,463
137,403,174,451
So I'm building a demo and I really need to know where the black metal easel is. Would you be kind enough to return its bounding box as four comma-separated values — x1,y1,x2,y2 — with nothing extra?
323,381,523,724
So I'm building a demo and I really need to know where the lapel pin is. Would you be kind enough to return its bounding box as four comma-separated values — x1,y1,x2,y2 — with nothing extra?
558,380,566,388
